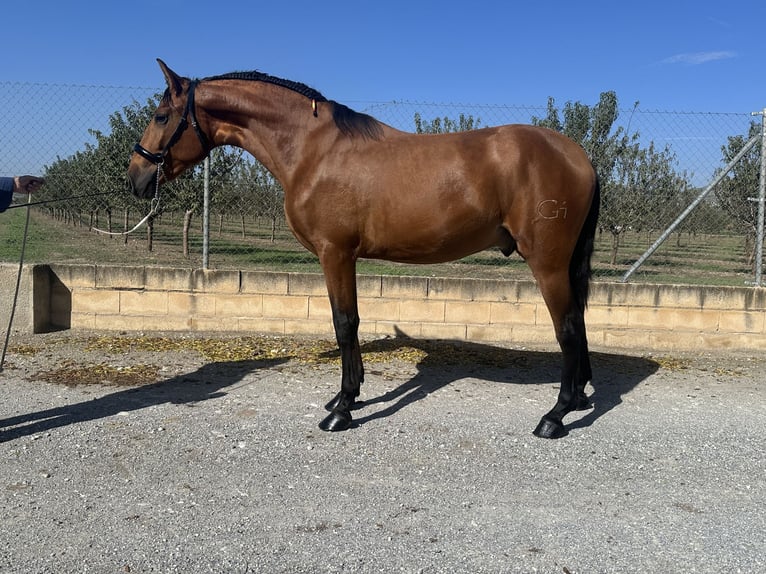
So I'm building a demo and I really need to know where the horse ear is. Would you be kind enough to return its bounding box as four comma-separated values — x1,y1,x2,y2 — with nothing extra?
156,58,184,96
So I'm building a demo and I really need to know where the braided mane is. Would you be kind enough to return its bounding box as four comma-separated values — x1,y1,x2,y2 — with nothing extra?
204,70,328,102
202,70,382,140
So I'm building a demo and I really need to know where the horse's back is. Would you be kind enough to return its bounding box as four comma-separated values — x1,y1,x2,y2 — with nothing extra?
411,123,596,237
384,123,595,198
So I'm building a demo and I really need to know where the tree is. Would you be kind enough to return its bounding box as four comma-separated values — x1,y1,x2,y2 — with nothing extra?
41,94,222,253
714,121,762,265
43,153,91,225
533,92,631,262
87,95,163,231
42,95,163,239
175,146,245,257
414,112,482,134
532,92,689,265
234,157,284,242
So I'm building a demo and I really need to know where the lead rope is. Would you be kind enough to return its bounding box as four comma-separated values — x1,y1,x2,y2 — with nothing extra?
1,193,33,372
92,163,163,236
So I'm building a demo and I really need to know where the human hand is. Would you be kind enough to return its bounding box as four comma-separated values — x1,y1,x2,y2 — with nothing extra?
13,176,45,194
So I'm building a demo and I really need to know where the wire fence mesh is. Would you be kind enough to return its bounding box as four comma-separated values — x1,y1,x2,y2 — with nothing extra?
0,81,761,286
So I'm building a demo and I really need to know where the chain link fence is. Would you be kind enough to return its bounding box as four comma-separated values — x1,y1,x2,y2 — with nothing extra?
1,81,762,286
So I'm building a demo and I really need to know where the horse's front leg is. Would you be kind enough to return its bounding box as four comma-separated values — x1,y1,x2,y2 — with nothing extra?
318,252,364,432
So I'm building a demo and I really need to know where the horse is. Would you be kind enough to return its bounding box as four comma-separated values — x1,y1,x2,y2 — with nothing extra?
128,59,601,439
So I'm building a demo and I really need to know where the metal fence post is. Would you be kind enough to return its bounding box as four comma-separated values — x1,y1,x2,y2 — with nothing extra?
753,108,766,286
202,155,210,270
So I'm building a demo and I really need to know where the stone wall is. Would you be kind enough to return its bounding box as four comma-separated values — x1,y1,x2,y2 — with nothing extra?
3,263,766,351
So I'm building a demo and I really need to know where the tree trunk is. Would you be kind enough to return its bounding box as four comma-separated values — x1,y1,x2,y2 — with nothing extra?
270,215,277,243
241,214,246,238
745,233,754,268
610,231,621,266
123,207,129,245
183,209,194,257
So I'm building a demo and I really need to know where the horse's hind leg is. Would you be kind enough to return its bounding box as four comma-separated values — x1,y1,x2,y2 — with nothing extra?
532,270,591,439
575,331,593,410
317,251,364,432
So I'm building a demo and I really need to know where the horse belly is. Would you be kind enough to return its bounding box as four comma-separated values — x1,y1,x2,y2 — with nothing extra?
361,207,503,264
357,158,509,263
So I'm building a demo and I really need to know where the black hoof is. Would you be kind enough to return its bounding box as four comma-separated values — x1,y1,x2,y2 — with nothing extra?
533,417,568,439
318,409,353,432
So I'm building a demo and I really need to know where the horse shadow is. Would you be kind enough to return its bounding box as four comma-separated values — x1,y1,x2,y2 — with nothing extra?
1,335,659,441
340,332,660,434
0,357,286,443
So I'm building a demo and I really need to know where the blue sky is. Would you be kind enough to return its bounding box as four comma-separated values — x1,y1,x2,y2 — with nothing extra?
2,0,764,113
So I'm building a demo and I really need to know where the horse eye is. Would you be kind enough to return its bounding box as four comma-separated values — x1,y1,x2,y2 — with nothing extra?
155,114,169,125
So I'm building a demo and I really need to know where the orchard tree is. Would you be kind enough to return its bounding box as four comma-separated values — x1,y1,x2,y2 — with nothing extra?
532,92,688,265
171,146,244,257
43,152,93,225
42,93,233,253
238,157,284,241
714,121,762,265
85,95,162,233
532,92,625,175
44,94,165,241
414,112,482,134
533,92,634,262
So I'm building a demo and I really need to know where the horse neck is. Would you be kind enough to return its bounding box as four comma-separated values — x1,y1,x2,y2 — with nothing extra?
199,81,327,187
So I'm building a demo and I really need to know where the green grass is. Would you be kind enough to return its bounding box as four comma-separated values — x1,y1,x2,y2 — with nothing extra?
0,208,758,287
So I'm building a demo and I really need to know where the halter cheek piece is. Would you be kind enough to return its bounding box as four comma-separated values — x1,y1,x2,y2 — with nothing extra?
133,79,210,166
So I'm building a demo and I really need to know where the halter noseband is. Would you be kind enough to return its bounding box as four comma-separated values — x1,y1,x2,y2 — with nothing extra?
133,79,210,165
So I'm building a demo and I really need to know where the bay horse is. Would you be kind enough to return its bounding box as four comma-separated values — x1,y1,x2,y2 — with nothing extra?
128,60,600,439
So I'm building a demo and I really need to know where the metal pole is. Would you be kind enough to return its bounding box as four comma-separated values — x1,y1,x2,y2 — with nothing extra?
622,134,760,282
754,108,766,285
0,194,33,372
202,155,210,270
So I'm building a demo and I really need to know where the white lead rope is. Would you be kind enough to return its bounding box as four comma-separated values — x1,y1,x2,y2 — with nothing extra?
92,163,163,236
91,196,160,236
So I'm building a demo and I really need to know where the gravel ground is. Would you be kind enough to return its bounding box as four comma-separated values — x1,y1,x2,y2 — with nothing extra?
0,330,764,573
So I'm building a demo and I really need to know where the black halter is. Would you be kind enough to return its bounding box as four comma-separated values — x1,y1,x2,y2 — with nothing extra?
133,79,210,165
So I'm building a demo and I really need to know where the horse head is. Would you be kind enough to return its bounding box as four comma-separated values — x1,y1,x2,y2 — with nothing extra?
127,60,210,198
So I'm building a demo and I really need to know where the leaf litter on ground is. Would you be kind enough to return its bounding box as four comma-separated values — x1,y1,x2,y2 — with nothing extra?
11,333,521,388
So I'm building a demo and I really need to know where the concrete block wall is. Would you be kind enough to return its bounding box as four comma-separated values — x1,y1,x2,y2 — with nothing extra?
4,263,766,351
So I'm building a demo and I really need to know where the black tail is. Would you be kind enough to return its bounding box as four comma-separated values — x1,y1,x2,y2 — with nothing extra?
569,174,601,312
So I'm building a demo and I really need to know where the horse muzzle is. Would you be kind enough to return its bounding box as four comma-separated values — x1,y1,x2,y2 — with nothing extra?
127,163,158,199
